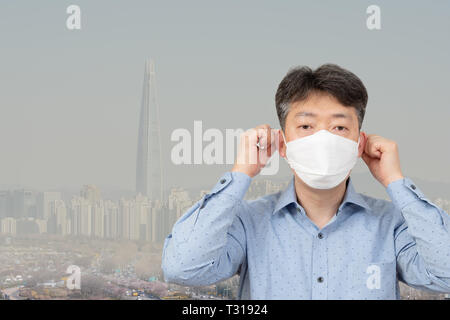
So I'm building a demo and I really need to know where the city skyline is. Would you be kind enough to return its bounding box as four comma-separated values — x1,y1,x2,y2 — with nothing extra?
0,174,294,242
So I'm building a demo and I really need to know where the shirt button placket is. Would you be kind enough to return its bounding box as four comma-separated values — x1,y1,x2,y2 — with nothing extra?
311,231,327,299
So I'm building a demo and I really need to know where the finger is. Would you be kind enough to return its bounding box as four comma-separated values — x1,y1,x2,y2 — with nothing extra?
269,129,278,147
237,130,258,165
257,130,275,165
236,132,249,165
246,129,260,165
370,148,382,159
255,124,271,146
247,128,259,144
365,139,382,158
266,129,279,153
256,130,270,165
361,151,377,166
256,127,271,150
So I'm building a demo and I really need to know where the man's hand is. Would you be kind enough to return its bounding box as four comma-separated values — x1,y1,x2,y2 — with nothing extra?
361,134,404,188
232,124,280,178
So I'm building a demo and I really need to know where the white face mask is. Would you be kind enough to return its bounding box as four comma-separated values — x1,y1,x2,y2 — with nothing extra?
281,129,360,189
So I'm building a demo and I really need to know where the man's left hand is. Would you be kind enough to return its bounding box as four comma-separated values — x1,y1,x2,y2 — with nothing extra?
361,134,404,188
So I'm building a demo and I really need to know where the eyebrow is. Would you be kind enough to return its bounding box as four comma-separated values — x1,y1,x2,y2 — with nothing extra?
295,111,351,119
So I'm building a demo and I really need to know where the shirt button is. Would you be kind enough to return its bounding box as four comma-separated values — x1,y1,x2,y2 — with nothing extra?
220,179,226,184
410,184,416,190
317,276,324,283
318,233,324,239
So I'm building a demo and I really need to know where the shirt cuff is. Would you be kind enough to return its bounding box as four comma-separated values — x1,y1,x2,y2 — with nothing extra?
386,177,426,210
209,171,252,200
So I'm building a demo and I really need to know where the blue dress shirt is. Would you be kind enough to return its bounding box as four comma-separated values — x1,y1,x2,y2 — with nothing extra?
161,171,450,299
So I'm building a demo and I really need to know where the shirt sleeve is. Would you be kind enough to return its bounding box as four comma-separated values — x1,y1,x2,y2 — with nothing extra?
387,177,450,293
161,171,252,286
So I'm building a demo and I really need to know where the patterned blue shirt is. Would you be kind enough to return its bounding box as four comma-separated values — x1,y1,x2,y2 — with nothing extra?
161,171,450,299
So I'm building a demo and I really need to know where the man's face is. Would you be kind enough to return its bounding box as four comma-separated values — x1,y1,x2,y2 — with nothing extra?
279,92,367,162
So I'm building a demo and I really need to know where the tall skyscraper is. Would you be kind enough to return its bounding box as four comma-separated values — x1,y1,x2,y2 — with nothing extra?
136,59,164,202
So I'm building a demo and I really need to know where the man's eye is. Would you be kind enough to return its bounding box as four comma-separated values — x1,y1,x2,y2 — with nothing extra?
335,126,346,131
299,125,311,129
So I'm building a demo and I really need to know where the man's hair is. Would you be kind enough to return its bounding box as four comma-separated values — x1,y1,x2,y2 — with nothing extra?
275,64,368,131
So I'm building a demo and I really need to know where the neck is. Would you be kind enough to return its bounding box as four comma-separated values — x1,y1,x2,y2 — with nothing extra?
293,176,348,229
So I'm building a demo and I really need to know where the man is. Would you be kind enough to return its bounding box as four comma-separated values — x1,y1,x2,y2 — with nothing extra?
161,64,450,299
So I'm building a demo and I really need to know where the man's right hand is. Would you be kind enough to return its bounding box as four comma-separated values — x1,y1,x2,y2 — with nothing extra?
232,124,280,178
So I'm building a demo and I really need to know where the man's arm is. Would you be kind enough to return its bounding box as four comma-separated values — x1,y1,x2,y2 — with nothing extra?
162,124,278,286
161,171,251,286
388,177,450,292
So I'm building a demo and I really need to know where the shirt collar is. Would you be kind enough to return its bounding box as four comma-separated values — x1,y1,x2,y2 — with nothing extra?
273,175,371,215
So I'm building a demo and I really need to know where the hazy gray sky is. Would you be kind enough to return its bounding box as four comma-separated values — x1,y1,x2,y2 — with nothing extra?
1,0,449,192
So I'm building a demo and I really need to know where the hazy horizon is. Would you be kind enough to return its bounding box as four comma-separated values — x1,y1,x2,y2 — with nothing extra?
1,0,449,195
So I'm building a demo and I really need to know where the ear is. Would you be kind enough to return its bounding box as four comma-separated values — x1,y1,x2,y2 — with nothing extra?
357,131,367,158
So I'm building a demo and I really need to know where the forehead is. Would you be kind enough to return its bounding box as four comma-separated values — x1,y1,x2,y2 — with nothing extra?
288,93,357,121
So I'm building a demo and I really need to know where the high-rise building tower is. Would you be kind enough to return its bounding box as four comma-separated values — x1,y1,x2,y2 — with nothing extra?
136,59,164,202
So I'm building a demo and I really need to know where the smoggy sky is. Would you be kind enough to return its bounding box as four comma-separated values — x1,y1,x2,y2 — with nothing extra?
1,0,449,192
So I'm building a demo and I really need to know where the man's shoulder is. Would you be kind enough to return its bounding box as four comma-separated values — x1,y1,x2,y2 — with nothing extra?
356,192,404,226
359,192,396,211
240,190,284,218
